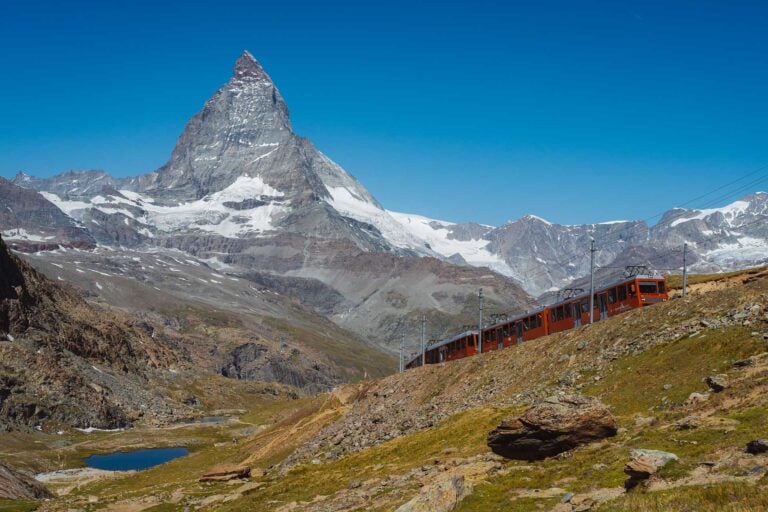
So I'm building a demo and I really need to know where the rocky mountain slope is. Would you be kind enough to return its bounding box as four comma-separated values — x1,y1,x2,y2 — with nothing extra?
385,191,768,296
18,245,395,389
0,177,95,251
0,234,187,430
27,266,768,511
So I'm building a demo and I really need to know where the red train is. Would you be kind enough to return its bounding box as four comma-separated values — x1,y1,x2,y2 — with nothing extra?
406,275,668,369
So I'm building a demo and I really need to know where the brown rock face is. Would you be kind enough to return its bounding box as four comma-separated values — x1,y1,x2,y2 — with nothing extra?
0,461,53,500
487,395,617,460
199,463,251,482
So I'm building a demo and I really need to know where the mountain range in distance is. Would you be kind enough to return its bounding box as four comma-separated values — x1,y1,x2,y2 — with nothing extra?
2,51,767,351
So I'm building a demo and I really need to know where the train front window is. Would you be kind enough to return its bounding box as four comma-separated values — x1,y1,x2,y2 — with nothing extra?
658,281,666,293
639,281,658,294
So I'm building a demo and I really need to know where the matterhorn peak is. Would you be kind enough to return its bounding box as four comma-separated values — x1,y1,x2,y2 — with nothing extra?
234,50,270,81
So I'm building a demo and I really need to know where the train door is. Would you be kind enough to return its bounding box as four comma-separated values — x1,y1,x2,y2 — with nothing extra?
599,293,608,320
515,322,523,344
573,302,581,327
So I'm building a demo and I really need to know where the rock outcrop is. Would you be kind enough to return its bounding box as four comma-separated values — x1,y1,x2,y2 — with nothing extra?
199,464,251,482
0,234,186,430
623,449,678,489
0,461,53,500
394,474,467,512
487,395,617,460
746,439,768,455
705,374,729,392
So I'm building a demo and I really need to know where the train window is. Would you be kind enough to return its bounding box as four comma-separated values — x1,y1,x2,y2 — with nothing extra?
618,285,627,301
608,288,616,304
565,304,572,317
639,281,657,294
658,281,666,293
581,301,589,313
551,310,556,322
629,283,637,296
536,314,542,328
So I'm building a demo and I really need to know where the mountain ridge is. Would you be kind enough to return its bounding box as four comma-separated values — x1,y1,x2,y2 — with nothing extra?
3,52,766,341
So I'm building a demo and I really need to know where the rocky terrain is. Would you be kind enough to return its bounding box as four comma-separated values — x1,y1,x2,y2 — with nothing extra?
0,461,52,500
10,265,764,511
0,233,195,430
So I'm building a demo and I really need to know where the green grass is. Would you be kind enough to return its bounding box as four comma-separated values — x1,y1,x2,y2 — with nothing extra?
0,501,38,512
666,266,767,289
220,406,514,511
585,326,765,416
457,325,768,511
596,481,768,511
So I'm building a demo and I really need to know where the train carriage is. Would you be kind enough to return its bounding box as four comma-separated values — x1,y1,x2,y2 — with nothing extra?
406,274,668,369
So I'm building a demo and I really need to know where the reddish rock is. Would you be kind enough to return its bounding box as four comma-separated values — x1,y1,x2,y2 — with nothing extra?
487,395,617,460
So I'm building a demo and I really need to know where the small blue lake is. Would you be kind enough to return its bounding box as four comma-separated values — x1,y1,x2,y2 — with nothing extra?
84,447,190,471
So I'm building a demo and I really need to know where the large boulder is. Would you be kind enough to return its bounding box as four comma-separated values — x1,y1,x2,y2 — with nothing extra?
0,461,53,500
486,395,617,460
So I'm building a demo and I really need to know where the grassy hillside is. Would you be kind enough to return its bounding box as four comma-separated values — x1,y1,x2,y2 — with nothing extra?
8,265,768,511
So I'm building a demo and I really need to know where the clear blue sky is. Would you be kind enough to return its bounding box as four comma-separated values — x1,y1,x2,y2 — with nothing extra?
1,1,767,225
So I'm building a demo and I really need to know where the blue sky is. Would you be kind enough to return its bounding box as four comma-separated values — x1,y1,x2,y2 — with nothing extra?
1,1,767,225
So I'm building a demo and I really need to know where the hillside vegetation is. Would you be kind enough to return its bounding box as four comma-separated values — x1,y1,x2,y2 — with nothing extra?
12,267,768,511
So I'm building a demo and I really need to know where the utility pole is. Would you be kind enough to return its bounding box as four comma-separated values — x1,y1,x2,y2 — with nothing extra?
682,242,688,300
420,314,426,367
589,238,596,324
399,331,404,373
478,288,484,354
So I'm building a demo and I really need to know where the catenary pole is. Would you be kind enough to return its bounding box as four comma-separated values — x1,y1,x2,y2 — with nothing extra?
478,288,484,354
421,314,426,367
589,238,596,324
682,242,688,300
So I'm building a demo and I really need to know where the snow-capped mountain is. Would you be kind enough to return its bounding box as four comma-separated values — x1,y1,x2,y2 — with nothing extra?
4,51,533,349
4,51,767,309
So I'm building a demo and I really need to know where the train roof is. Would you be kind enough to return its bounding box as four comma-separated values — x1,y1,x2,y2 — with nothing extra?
426,329,478,351
407,274,666,366
480,274,665,332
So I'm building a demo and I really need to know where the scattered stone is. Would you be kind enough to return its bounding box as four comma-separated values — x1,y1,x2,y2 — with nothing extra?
734,358,755,368
199,464,251,482
705,374,728,392
746,440,768,455
675,415,702,430
560,492,574,503
662,384,672,391
487,395,617,460
634,415,656,428
0,461,53,500
624,449,678,489
395,474,467,512
685,392,710,406
576,341,588,351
